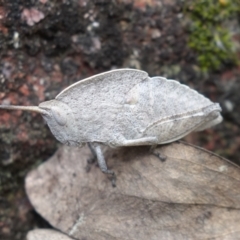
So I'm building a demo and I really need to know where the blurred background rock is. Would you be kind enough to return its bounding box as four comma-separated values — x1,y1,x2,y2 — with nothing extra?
0,0,239,239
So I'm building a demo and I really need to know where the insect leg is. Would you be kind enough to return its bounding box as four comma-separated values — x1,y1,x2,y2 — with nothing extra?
87,142,97,158
116,136,166,160
85,143,97,172
150,145,167,162
90,143,116,187
119,137,158,146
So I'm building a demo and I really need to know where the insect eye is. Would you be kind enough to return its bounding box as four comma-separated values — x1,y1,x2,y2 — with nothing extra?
51,107,67,126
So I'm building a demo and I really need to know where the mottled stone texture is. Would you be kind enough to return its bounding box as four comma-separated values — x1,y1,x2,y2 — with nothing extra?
0,0,239,239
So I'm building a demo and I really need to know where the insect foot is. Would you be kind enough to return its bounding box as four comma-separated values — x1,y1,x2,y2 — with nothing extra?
149,145,167,162
0,69,222,184
151,152,167,162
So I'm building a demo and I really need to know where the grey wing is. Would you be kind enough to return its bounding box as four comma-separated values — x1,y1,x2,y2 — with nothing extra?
55,69,149,142
122,76,222,144
56,69,148,101
149,77,215,117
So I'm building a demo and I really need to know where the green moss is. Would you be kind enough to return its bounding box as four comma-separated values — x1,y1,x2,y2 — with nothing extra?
185,0,240,72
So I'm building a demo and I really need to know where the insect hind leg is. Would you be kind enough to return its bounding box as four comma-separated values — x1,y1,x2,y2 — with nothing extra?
116,136,166,161
119,136,158,146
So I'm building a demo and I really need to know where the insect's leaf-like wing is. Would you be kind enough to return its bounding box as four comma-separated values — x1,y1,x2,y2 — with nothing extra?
55,69,149,142
149,76,219,117
56,69,148,103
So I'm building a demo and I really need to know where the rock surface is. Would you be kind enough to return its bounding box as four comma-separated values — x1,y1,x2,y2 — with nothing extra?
0,1,239,239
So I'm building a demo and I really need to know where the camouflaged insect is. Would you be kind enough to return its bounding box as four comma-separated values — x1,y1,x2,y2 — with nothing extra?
0,69,222,180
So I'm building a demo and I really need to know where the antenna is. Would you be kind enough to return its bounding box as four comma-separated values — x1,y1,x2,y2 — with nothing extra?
0,105,47,114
